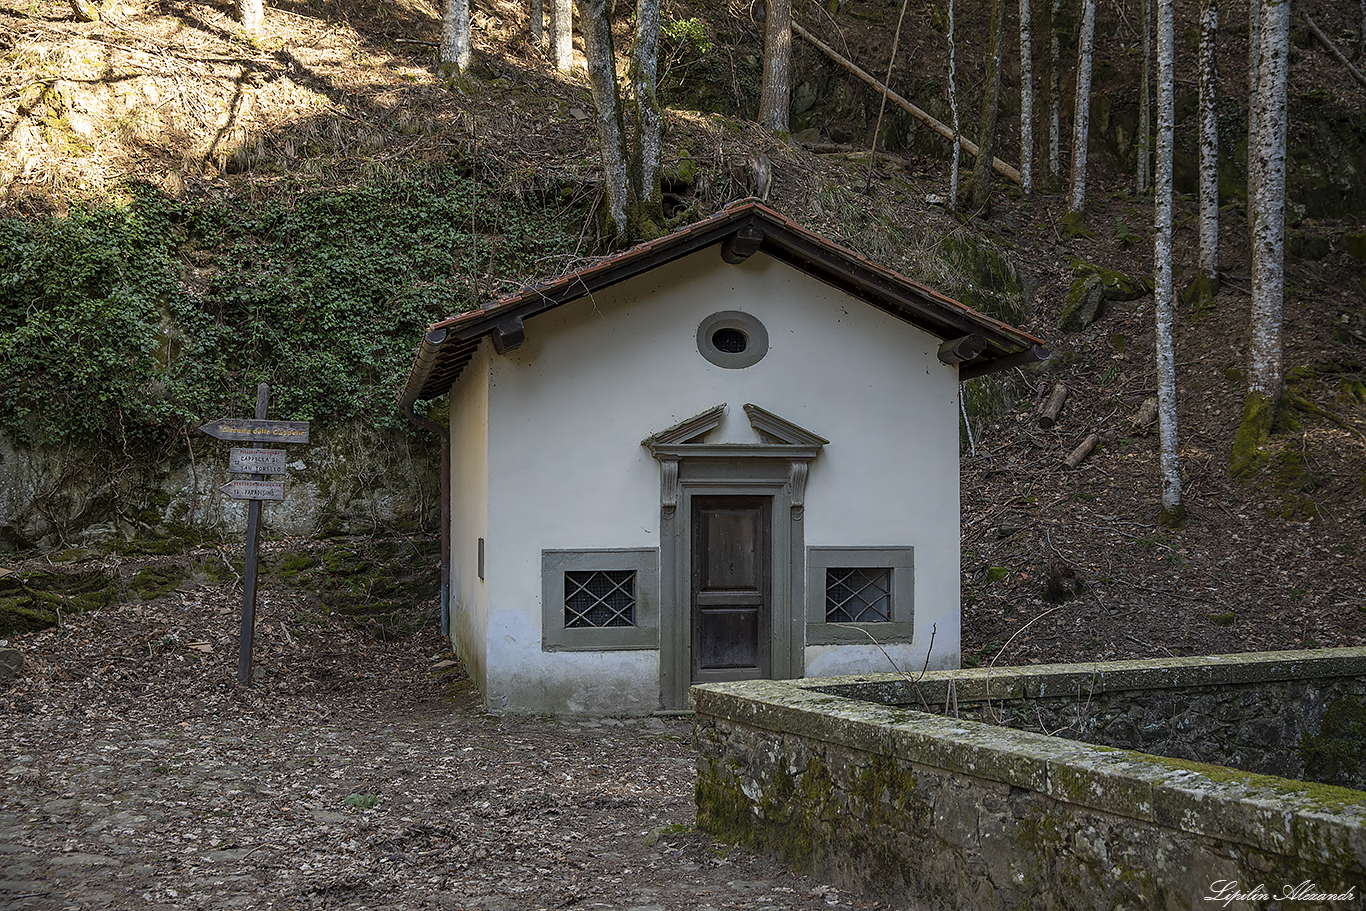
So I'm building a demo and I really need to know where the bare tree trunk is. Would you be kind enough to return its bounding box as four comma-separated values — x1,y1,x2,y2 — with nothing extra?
576,0,628,234
1049,0,1063,180
949,0,962,206
551,0,573,73
628,0,662,212
759,0,793,132
237,0,263,32
1197,0,1219,286
1247,0,1261,238
1249,0,1289,400
1019,0,1034,193
1155,0,1183,525
442,0,472,73
531,0,544,48
1068,0,1097,215
969,0,1008,214
1138,0,1151,192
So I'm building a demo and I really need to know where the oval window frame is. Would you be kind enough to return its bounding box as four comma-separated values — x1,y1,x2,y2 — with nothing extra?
696,310,769,369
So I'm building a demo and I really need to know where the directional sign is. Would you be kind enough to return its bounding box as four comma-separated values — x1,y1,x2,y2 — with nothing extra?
229,448,287,475
219,480,285,501
200,418,309,444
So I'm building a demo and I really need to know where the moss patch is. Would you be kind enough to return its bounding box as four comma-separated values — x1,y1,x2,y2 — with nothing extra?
129,564,187,600
0,569,114,635
1299,694,1366,789
1060,210,1093,239
1229,391,1276,479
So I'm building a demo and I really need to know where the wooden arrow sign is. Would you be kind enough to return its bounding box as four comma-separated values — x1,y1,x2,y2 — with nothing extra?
228,448,287,474
219,480,285,501
200,418,309,444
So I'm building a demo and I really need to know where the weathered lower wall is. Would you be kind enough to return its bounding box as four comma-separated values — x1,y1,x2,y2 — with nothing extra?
0,424,440,551
692,654,1366,911
800,649,1366,791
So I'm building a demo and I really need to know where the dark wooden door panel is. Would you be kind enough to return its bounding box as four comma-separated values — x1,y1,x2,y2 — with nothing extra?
691,496,770,682
696,609,760,669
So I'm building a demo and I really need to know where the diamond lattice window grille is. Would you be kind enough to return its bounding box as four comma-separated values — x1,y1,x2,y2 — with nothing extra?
825,567,892,623
564,570,637,628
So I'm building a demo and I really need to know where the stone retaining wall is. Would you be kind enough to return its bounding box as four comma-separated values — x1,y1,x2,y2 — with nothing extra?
799,649,1366,790
691,650,1366,910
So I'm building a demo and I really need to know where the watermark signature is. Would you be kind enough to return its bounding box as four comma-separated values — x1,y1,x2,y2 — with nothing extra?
1205,880,1358,906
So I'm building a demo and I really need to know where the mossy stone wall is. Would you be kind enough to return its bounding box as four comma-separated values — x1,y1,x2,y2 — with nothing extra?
801,648,1366,791
692,654,1366,909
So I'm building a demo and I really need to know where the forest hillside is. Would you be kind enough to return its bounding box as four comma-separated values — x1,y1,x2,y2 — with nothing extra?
1,0,1364,668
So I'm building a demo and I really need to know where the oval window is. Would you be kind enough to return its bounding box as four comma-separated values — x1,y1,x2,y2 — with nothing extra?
697,311,768,368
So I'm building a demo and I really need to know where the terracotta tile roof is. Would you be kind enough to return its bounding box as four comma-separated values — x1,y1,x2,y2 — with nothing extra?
399,201,1046,406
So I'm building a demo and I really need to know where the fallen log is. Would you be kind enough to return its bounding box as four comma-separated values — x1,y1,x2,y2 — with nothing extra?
792,21,1023,185
1064,432,1100,468
1129,396,1158,434
1304,15,1366,90
1038,383,1068,428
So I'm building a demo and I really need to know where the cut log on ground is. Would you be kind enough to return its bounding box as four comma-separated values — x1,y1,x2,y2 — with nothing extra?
1130,396,1158,434
1064,432,1100,468
793,21,1023,185
1038,383,1068,428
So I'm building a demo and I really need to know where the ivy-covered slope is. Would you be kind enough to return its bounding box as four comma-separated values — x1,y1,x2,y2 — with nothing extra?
0,171,575,451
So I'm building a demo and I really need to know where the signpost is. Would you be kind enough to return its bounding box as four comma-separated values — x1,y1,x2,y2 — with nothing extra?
219,479,285,501
200,384,309,686
227,448,287,475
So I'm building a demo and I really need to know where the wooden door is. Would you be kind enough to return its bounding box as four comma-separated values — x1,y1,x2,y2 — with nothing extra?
691,496,771,683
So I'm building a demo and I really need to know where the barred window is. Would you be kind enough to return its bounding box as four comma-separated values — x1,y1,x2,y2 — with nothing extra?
806,547,913,646
564,570,637,628
825,567,893,623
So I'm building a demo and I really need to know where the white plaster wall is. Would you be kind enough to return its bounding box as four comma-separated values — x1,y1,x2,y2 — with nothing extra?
475,248,961,713
448,343,491,694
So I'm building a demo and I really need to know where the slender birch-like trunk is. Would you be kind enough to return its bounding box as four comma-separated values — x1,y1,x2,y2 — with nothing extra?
1197,0,1219,284
1019,0,1034,193
759,0,793,132
238,0,263,32
1049,0,1062,180
950,0,961,205
970,0,1008,214
628,0,662,207
1249,0,1289,400
442,0,472,73
531,0,543,47
1138,0,1151,192
576,0,629,234
551,0,573,72
1247,0,1261,243
1068,0,1098,214
1154,0,1183,525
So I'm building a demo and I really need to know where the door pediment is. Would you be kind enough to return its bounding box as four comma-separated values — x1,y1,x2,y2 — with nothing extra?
643,403,828,461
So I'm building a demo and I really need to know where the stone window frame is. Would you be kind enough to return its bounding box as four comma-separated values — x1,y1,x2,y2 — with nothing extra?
696,310,769,369
541,548,660,652
805,547,915,646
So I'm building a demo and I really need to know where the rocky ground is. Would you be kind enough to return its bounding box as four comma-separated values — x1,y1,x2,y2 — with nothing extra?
1,568,894,911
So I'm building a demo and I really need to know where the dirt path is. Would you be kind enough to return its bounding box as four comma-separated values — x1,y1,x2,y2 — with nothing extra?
1,590,892,911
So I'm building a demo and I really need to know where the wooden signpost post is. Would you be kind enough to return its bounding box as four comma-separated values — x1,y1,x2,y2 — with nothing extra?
199,384,309,686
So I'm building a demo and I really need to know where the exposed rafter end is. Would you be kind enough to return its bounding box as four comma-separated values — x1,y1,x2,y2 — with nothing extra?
959,344,1052,381
721,224,764,263
937,333,986,366
490,316,526,354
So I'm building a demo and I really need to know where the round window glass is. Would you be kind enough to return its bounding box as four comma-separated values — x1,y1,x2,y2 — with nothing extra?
697,311,768,369
711,328,749,354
